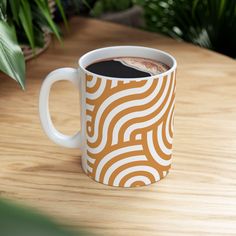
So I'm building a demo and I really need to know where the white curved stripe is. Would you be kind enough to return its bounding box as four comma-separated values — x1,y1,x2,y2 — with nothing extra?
87,76,97,88
87,79,106,99
136,133,142,140
124,176,151,187
113,166,160,186
171,109,174,134
87,126,92,133
170,71,176,135
95,145,142,181
165,98,175,144
87,165,93,173
103,155,147,184
124,74,175,142
147,130,172,166
87,156,96,164
86,115,92,122
87,80,153,149
123,81,130,84
112,77,164,145
158,124,171,155
86,103,94,112
111,80,118,88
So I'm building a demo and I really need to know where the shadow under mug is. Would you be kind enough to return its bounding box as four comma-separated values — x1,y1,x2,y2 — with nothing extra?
39,46,177,187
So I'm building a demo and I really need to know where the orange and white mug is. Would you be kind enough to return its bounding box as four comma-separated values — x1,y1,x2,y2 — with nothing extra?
39,46,177,187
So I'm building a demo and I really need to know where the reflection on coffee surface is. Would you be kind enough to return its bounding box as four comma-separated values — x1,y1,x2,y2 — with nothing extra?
86,57,169,78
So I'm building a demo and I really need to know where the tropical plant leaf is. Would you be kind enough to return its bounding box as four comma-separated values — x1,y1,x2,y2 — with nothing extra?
0,198,91,236
19,0,35,49
55,0,68,29
0,0,68,89
34,26,45,47
9,0,20,24
0,21,25,89
35,0,61,41
0,0,7,20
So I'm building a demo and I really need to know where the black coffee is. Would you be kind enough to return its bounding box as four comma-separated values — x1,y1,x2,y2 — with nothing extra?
86,57,169,78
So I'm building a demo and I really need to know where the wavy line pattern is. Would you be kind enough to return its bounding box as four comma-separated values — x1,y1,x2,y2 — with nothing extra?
85,70,176,187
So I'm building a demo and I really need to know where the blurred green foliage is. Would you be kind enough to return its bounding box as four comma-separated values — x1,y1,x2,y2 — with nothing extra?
91,0,133,17
135,0,236,58
57,0,94,17
0,198,91,236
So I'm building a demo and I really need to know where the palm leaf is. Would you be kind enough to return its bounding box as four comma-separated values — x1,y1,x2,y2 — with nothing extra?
55,0,68,29
0,21,25,89
35,0,61,41
19,0,35,49
9,0,20,24
0,0,7,20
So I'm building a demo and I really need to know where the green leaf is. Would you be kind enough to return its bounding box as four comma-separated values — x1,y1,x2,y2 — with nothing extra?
0,0,7,20
0,21,25,89
34,26,45,48
19,0,35,49
35,0,61,41
90,1,104,17
9,0,21,24
81,0,92,11
218,0,226,19
55,0,68,29
0,198,91,236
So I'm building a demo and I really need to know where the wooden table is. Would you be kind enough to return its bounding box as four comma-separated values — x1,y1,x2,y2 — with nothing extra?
1,17,236,236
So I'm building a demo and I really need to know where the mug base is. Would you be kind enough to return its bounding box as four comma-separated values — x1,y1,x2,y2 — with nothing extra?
81,164,170,188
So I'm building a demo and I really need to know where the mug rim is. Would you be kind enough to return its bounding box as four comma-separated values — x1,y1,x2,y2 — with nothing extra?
78,46,177,80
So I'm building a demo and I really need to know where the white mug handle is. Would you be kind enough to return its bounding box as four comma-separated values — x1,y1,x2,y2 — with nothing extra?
39,68,82,148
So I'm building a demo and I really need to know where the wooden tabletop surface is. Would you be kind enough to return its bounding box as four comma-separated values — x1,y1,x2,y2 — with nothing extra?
1,17,236,236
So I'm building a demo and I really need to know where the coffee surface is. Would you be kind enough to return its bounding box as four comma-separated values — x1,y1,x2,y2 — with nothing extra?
86,57,169,78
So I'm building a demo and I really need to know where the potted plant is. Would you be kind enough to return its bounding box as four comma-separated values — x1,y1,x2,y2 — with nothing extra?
0,0,67,90
90,0,144,27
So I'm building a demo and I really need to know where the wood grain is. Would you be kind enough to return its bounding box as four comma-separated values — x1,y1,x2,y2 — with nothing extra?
1,17,236,236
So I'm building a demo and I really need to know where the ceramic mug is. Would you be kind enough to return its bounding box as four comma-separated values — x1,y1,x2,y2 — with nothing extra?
39,46,177,187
